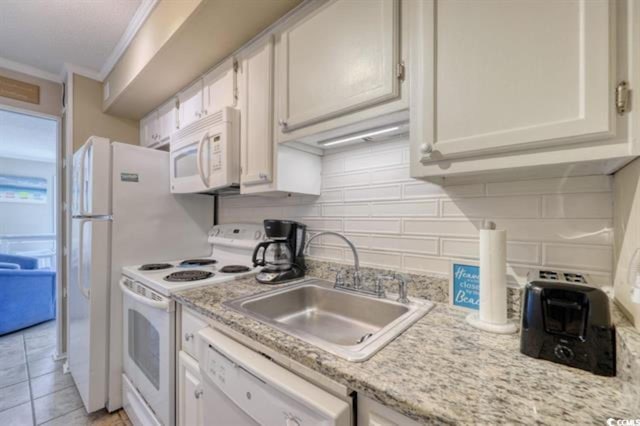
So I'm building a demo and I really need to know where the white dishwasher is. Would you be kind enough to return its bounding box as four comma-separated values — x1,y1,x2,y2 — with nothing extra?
198,328,351,426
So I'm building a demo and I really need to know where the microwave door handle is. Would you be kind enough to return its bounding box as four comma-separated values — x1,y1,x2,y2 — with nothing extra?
197,132,210,188
76,219,90,299
119,278,169,310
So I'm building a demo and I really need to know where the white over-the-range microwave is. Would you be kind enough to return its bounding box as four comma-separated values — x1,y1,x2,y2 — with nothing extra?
170,106,240,194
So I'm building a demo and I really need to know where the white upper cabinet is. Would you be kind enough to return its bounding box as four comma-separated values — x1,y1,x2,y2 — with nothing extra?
276,0,404,141
139,111,158,147
157,98,178,145
239,35,322,196
239,37,275,191
203,59,237,116
178,80,204,129
410,0,638,181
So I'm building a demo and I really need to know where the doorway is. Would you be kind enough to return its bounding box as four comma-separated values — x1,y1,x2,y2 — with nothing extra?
0,107,62,358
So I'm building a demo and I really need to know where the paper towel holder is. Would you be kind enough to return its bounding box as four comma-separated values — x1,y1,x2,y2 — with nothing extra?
465,221,518,334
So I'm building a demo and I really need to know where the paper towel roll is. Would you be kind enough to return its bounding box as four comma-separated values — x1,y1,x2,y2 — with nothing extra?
479,228,507,324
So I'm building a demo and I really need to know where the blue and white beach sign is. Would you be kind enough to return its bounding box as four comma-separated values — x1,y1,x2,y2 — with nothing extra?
451,263,480,310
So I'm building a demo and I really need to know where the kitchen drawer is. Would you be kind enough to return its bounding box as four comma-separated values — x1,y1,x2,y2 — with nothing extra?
181,308,207,359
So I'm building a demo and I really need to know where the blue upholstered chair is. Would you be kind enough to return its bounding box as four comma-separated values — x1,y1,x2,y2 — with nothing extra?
0,254,56,335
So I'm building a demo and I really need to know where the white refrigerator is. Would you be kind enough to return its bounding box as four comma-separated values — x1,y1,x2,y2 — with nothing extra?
70,136,213,413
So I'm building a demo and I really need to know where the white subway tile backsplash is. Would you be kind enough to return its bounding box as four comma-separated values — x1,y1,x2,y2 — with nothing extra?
345,249,402,269
368,235,439,255
495,219,613,245
441,238,540,264
487,175,612,195
441,196,540,218
343,184,402,202
323,203,370,217
220,138,614,281
371,200,438,217
344,149,403,172
323,171,369,188
344,219,401,234
371,166,411,184
542,193,612,218
404,219,481,237
299,218,342,232
543,243,613,272
318,190,343,203
403,181,484,199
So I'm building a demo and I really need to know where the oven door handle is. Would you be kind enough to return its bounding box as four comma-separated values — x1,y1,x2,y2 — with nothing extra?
119,278,169,310
197,132,210,188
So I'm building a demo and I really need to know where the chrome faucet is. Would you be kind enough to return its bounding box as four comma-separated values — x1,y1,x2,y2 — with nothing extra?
304,231,363,290
376,273,410,304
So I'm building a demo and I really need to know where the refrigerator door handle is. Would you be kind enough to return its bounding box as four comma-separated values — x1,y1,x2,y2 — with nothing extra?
119,278,169,310
197,132,210,188
76,219,91,299
79,138,94,216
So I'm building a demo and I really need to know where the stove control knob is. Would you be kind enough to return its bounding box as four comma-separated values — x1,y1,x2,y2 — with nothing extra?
554,344,574,361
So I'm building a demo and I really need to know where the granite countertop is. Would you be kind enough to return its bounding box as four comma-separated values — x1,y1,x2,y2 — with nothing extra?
173,276,640,425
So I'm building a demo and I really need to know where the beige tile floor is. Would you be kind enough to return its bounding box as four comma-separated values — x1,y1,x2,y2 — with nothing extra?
0,321,131,425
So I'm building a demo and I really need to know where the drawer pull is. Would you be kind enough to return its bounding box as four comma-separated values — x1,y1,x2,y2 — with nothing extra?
194,389,203,399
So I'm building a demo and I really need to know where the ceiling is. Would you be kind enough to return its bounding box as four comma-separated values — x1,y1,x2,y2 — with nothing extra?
0,0,143,79
0,109,57,162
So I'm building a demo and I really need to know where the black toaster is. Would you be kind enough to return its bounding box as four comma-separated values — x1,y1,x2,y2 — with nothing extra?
520,278,615,376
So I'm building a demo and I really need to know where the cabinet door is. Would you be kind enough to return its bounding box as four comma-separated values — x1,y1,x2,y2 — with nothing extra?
412,0,613,163
157,98,178,144
178,351,203,426
358,395,420,426
278,0,400,132
139,112,158,147
240,37,275,188
178,80,204,129
203,59,237,116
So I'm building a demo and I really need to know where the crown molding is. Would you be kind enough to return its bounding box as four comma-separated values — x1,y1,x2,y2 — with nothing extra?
98,0,159,81
0,56,61,83
60,63,101,82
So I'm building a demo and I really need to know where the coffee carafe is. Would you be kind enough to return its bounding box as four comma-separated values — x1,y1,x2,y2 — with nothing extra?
252,219,306,284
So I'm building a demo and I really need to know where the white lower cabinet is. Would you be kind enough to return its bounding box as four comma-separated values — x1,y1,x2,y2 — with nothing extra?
357,395,420,426
178,350,203,426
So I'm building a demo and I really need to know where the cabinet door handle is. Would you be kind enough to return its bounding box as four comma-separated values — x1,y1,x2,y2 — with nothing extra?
278,119,288,128
259,172,268,180
202,109,208,115
184,332,194,342
194,389,203,399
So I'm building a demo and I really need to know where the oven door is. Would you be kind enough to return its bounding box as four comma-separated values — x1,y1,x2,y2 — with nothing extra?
121,277,175,426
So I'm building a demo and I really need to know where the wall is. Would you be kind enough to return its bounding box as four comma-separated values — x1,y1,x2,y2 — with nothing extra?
0,66,62,117
0,157,56,235
220,138,614,287
103,0,202,115
614,158,640,329
73,74,138,151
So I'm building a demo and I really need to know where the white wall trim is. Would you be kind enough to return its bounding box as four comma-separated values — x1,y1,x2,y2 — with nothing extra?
98,0,159,81
0,56,61,83
60,63,102,83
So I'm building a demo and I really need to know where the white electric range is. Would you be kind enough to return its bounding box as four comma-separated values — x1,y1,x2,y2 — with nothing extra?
119,223,264,426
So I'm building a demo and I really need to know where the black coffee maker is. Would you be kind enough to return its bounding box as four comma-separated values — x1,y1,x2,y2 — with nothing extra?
252,219,306,284
520,279,616,376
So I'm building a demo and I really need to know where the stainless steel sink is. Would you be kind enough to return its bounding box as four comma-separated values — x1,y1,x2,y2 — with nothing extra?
223,279,433,361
